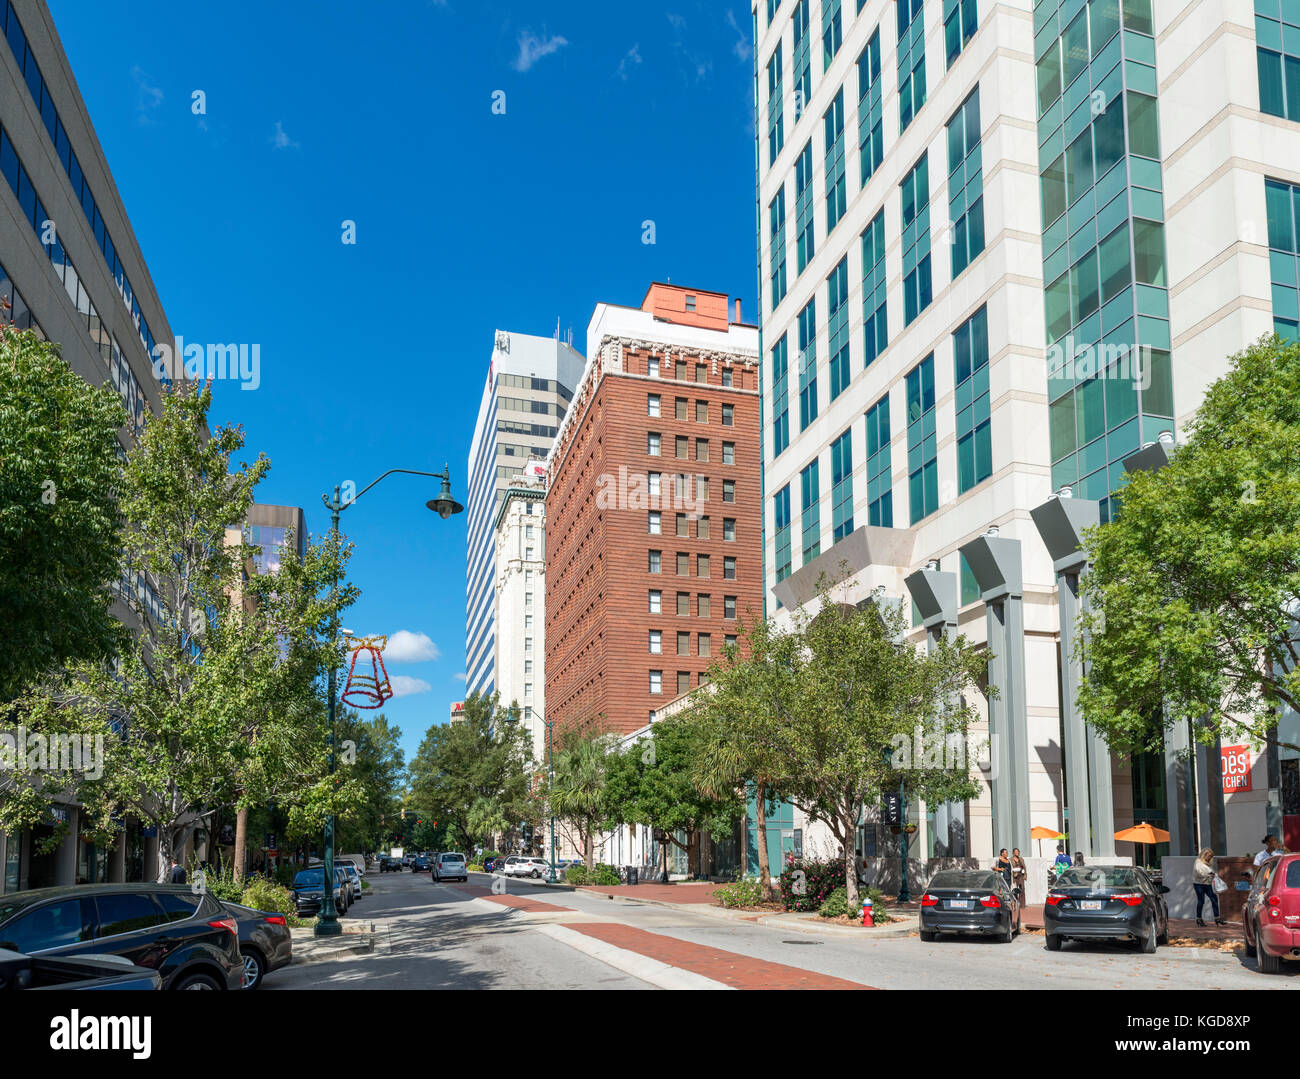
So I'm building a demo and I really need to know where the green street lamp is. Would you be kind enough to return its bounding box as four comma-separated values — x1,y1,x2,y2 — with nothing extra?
544,718,557,884
314,465,462,937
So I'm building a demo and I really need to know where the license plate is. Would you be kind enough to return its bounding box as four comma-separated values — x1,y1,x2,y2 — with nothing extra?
1081,900,1103,911
948,899,971,909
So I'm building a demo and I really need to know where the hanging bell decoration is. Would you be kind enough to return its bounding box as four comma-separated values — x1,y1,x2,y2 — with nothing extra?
341,634,393,709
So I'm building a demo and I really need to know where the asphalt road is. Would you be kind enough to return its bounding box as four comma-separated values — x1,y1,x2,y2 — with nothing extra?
266,869,1296,991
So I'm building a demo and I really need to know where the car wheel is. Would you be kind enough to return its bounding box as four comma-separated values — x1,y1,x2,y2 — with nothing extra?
1257,923,1281,973
1157,920,1169,946
174,971,223,991
241,949,266,990
1244,921,1257,959
1000,916,1014,944
1045,933,1062,952
1139,918,1157,954
532,869,541,879
919,929,937,942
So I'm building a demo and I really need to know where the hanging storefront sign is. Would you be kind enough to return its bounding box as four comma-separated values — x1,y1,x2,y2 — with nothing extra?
1221,744,1252,793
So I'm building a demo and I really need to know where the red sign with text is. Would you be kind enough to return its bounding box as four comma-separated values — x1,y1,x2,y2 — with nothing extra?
1222,745,1252,793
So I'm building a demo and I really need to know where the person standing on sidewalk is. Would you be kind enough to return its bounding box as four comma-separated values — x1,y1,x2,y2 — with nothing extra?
167,859,186,884
1010,848,1027,903
994,848,1013,889
1191,848,1225,926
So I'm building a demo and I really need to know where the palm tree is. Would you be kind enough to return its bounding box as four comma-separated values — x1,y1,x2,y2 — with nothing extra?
548,732,615,870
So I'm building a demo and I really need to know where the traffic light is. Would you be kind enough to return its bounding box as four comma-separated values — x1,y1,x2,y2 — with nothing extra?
417,818,423,826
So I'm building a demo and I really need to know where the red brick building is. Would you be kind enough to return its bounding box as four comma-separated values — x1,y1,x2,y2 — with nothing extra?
545,284,762,739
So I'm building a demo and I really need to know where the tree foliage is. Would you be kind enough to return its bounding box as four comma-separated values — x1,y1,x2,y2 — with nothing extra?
546,727,618,868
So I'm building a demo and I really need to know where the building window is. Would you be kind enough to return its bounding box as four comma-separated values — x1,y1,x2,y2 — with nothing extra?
677,671,692,695
648,432,661,456
524,683,533,698
830,427,854,542
697,554,710,578
649,356,660,378
648,394,660,417
858,29,884,184
677,591,690,616
795,140,816,272
798,298,818,429
722,367,733,387
650,670,663,694
699,633,712,658
720,404,733,427
525,614,533,630
901,152,933,326
722,441,735,465
696,475,710,502
726,634,738,649
724,596,737,620
676,397,688,420
674,359,686,380
824,89,847,233
525,547,534,559
954,305,992,492
525,637,533,652
723,480,736,504
696,439,709,462
676,513,689,538
1257,0,1300,120
649,550,662,573
898,0,927,132
801,458,821,564
767,43,785,166
649,630,662,655
772,335,790,456
723,517,736,542
792,0,812,117
697,516,711,540
677,551,690,576
769,187,788,311
862,209,888,367
525,592,533,606
1267,177,1300,341
525,570,535,585
677,631,690,656
906,354,939,523
823,0,843,68
649,511,661,535
724,557,737,580
947,87,984,279
696,363,707,382
649,589,662,614
649,472,662,498
525,660,533,674
828,256,850,401
944,0,978,68
698,594,712,618
686,294,697,312
676,434,689,458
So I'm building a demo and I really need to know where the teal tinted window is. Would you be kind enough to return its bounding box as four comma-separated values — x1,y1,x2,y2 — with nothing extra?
793,0,812,113
865,393,893,527
944,0,979,68
796,140,816,272
1041,154,1066,227
948,88,984,278
1266,177,1300,340
828,257,851,400
825,90,847,233
954,306,992,492
798,299,818,429
862,210,888,366
906,354,939,523
769,186,787,309
800,458,821,564
767,44,785,166
960,552,980,605
1098,221,1131,303
774,484,792,582
771,334,790,455
858,31,884,184
823,0,843,70
1256,0,1300,121
901,152,933,325
898,0,927,132
1126,92,1161,158
831,427,854,542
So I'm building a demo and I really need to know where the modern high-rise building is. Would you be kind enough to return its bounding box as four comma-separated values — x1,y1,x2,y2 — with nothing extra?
0,0,181,893
464,331,584,701
545,284,762,739
753,0,1300,878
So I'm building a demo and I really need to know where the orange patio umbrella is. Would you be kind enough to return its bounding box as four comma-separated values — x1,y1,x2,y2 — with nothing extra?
1031,825,1065,858
1114,822,1170,844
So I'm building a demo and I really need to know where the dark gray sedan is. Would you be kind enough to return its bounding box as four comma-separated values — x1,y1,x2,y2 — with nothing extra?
919,870,1022,942
220,902,292,989
1043,866,1170,953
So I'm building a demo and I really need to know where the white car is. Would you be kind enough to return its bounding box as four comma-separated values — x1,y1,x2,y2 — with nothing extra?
432,852,468,882
503,856,550,879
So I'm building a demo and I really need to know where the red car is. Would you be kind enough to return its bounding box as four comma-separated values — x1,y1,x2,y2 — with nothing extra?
1243,853,1300,974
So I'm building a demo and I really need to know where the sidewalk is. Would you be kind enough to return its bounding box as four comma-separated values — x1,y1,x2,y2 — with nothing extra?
577,881,722,904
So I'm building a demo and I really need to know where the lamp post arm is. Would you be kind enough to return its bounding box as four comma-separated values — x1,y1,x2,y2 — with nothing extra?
325,467,451,513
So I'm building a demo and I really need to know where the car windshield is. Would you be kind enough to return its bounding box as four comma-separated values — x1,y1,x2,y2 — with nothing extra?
295,870,325,886
928,871,1000,890
1055,867,1140,890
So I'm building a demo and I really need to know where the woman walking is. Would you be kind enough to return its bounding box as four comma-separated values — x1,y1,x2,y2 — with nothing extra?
1192,848,1226,926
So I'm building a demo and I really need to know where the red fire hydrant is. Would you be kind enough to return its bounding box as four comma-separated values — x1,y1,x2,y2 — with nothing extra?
861,897,874,927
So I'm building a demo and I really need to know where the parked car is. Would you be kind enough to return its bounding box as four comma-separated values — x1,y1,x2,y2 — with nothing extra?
291,868,351,918
379,856,399,872
0,949,162,990
919,869,1022,942
0,884,242,990
504,857,550,879
1243,853,1300,974
337,864,363,899
336,855,366,877
220,902,292,990
401,854,415,868
411,856,431,873
1043,865,1169,953
432,852,468,883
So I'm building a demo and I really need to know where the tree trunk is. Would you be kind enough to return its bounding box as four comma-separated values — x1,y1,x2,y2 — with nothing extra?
233,804,248,880
583,828,594,870
842,818,860,909
754,781,773,900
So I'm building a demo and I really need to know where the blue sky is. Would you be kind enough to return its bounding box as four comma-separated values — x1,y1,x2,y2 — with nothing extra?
46,0,760,764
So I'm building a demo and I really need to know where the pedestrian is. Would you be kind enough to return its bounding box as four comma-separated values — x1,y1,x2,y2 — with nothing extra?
167,858,186,884
1254,834,1282,867
1191,847,1225,927
1052,843,1072,876
994,847,1013,889
1073,851,1085,867
1011,848,1027,903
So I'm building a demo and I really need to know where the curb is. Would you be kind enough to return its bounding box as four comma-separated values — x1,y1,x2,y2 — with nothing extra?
533,924,733,990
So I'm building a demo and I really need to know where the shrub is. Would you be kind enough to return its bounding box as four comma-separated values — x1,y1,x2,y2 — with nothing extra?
467,863,485,873
589,863,621,886
564,865,588,885
818,886,850,918
779,856,845,912
714,876,765,909
241,879,295,916
272,865,296,889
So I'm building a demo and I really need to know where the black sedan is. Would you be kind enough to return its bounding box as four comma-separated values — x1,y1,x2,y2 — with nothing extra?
290,868,351,917
919,870,1021,942
220,902,292,989
1043,865,1170,953
0,884,242,990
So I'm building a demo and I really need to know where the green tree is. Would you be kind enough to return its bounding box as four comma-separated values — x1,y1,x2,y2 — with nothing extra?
407,691,534,854
0,326,126,701
547,728,618,869
603,714,744,881
1079,335,1300,756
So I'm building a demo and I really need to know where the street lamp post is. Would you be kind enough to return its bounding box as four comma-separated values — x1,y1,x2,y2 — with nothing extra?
545,718,558,884
314,466,463,937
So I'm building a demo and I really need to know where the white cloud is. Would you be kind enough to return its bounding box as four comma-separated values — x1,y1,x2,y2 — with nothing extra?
390,675,432,698
725,10,753,63
382,630,440,664
617,44,643,81
131,67,164,124
513,29,568,72
270,121,299,150
454,672,467,682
